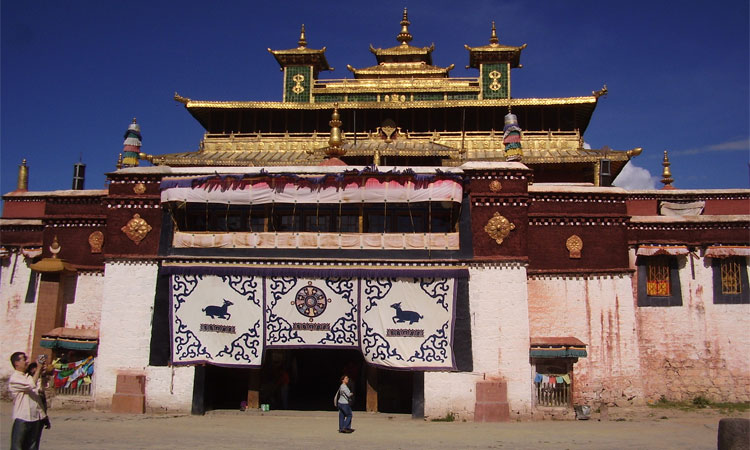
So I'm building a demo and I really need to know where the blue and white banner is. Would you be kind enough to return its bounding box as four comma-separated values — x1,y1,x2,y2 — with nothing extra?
265,277,358,348
169,269,458,370
171,274,264,367
361,278,455,370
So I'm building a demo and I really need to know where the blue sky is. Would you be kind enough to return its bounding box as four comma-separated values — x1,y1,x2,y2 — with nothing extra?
2,0,748,195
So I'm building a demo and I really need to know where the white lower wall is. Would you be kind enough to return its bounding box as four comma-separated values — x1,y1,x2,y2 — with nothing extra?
0,255,38,382
94,261,193,412
424,263,531,419
64,271,104,329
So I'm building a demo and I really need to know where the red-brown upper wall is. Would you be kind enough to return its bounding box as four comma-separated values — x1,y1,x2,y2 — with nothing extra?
626,190,750,216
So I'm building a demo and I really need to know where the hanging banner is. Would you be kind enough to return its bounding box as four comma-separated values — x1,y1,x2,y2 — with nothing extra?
360,278,456,370
171,274,264,367
168,266,460,371
265,277,358,348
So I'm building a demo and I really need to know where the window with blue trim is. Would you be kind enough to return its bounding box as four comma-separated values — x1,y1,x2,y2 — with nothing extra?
712,257,749,304
637,256,683,307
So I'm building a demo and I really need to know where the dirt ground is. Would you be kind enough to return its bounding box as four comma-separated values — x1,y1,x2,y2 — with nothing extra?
1,401,747,450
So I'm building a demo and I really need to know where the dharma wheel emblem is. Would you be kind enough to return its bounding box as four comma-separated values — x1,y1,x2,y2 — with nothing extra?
484,212,515,245
293,282,331,322
566,235,583,259
121,213,152,245
488,70,502,91
292,73,306,94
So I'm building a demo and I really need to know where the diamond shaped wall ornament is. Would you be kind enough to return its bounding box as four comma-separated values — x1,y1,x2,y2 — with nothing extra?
484,212,515,245
121,213,152,245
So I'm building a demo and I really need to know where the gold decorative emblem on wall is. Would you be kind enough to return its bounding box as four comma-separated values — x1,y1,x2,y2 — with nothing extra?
488,70,502,91
121,213,152,245
88,231,104,254
489,180,502,192
484,212,515,245
292,73,306,94
133,183,146,195
566,234,583,259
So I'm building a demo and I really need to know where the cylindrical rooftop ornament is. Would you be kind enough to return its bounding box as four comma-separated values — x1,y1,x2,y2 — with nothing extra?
122,118,142,167
503,113,523,162
72,162,86,190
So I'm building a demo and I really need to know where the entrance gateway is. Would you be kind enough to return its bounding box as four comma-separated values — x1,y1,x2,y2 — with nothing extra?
167,266,463,414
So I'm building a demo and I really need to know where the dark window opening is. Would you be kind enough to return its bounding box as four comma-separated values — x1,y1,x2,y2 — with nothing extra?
169,202,460,234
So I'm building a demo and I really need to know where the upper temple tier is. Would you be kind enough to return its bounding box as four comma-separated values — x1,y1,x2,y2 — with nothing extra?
165,11,637,186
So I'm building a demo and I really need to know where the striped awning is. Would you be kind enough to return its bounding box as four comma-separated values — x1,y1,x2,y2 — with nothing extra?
705,246,750,258
530,337,587,358
40,327,98,351
636,245,689,256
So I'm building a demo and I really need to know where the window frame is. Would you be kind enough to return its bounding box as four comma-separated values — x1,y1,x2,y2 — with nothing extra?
712,256,750,304
636,256,683,307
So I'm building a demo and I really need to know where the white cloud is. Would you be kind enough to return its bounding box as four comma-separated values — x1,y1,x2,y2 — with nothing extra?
671,138,749,156
612,162,658,190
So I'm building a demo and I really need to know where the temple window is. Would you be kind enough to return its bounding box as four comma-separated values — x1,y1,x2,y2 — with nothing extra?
712,257,749,304
636,256,683,307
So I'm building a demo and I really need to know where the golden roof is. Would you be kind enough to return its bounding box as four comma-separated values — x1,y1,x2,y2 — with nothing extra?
465,22,526,69
368,8,434,66
346,61,454,79
268,24,332,75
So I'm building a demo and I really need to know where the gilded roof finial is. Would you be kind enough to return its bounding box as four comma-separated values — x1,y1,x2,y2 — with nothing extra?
17,158,29,191
397,8,412,46
298,24,307,48
489,21,499,45
50,236,61,259
327,103,346,158
116,153,123,170
661,150,675,188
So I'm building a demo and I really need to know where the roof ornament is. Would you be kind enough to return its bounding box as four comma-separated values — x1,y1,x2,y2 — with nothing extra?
122,118,142,167
661,150,675,188
17,159,28,192
326,103,346,158
593,84,608,98
489,21,499,46
298,24,307,48
503,113,523,162
397,8,413,46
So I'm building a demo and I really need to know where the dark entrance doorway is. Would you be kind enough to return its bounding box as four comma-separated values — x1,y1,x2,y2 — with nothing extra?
197,349,417,414
260,348,366,411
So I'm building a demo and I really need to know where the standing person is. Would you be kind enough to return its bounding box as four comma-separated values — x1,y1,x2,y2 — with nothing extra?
24,363,51,429
8,352,48,450
336,375,354,433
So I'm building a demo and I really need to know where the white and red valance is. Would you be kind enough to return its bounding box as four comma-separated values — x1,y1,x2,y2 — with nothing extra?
161,175,463,205
704,246,750,258
636,245,689,256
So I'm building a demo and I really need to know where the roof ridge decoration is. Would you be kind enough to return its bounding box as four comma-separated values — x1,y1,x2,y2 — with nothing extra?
268,25,332,75
397,7,412,46
465,22,527,69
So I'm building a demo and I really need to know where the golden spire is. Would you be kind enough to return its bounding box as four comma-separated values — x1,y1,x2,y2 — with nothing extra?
489,21,498,45
326,103,345,158
397,8,412,45
298,24,307,48
17,159,28,191
116,153,123,170
661,150,674,188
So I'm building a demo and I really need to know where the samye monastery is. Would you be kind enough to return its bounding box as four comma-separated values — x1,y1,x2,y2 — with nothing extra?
2,10,748,420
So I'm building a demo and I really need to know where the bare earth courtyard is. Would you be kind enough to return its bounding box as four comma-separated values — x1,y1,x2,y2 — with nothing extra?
1,401,747,450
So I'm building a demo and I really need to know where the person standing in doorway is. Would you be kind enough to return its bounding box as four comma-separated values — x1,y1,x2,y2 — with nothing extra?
336,375,354,433
8,352,48,450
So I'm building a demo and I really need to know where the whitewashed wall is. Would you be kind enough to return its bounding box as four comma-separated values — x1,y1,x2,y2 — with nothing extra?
0,255,38,382
95,261,194,411
634,251,750,402
64,271,104,329
424,263,531,419
527,274,644,406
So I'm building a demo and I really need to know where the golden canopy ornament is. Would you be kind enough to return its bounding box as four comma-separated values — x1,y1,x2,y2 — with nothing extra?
566,234,583,259
88,231,104,253
121,213,152,245
484,212,515,245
